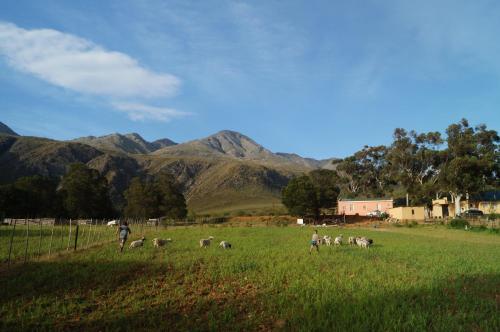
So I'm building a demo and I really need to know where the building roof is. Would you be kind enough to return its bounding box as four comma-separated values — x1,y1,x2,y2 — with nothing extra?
470,190,500,202
338,198,393,202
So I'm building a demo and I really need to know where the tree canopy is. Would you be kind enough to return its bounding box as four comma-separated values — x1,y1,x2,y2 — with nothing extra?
282,170,341,217
59,163,114,219
0,176,61,218
283,118,499,216
124,172,187,219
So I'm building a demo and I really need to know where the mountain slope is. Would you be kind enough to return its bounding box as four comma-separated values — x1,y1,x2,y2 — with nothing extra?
0,134,142,208
73,133,176,154
137,155,292,213
153,130,320,171
0,133,295,214
0,123,337,214
0,122,18,136
0,135,103,183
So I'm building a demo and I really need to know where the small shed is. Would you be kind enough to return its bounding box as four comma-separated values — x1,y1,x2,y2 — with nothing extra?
432,198,453,218
388,206,425,221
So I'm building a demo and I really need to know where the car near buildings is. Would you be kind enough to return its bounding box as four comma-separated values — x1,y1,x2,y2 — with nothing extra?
462,209,484,218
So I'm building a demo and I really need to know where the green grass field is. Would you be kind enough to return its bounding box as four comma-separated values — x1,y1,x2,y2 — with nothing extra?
1,225,499,331
0,224,117,263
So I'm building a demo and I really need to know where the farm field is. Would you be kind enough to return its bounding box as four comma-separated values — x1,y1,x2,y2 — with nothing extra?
1,225,499,331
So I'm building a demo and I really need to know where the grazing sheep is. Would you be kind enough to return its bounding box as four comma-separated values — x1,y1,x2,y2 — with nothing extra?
199,236,214,248
323,236,332,246
348,236,356,245
334,235,343,246
360,237,374,245
219,241,232,249
357,238,371,248
129,237,145,248
152,238,172,248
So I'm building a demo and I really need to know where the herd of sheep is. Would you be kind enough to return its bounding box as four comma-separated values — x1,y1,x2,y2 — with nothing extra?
320,234,374,248
126,232,373,250
127,235,232,249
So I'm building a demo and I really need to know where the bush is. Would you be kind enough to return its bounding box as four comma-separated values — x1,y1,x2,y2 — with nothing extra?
487,213,499,221
449,218,470,229
276,220,290,227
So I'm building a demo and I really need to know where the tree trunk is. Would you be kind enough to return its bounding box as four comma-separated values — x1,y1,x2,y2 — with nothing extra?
452,193,462,216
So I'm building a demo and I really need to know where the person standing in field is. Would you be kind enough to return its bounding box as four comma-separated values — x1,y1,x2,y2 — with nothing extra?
117,221,131,252
310,229,320,254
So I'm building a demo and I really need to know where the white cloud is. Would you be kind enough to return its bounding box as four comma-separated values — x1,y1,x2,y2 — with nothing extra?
112,102,190,122
0,21,187,122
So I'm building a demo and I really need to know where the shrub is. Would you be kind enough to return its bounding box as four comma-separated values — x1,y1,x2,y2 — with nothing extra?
449,218,470,229
235,210,247,217
487,213,499,221
276,220,290,227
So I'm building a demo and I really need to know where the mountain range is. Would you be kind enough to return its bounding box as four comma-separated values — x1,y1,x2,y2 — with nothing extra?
0,121,337,214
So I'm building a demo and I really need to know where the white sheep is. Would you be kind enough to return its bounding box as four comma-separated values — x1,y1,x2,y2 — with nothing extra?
219,241,232,249
152,238,172,248
361,237,374,245
129,237,145,248
358,238,371,248
334,235,343,246
199,236,214,248
348,236,356,245
323,236,332,246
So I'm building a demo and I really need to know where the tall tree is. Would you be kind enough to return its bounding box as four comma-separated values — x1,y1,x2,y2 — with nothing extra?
309,169,341,209
60,163,114,218
0,184,26,218
0,176,62,218
14,176,62,217
387,128,443,205
440,119,499,215
354,145,391,196
282,175,319,217
118,172,188,219
334,157,365,196
155,172,187,219
124,177,160,218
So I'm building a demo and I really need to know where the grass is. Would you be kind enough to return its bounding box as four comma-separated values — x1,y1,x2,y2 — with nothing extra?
0,224,499,331
195,201,287,217
0,223,117,263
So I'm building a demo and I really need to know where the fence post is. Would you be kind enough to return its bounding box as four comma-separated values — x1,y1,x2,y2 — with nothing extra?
80,223,85,249
74,225,79,251
92,219,98,245
67,219,72,251
7,219,17,267
86,220,92,248
48,219,55,258
23,218,29,264
97,219,102,244
60,219,64,252
37,218,42,260
90,219,95,246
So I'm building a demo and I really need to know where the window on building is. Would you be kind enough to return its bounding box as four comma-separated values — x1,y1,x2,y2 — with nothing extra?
412,209,415,215
350,204,353,212
363,205,366,210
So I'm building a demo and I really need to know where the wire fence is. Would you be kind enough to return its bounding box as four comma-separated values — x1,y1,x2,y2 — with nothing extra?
0,218,118,268
0,217,228,268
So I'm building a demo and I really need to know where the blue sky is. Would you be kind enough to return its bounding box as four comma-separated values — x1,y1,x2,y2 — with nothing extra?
0,0,499,159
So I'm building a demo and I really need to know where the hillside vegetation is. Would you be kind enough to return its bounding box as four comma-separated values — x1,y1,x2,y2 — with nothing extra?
0,123,328,213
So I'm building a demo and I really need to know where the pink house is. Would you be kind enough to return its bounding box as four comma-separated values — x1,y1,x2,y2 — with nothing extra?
338,198,393,216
